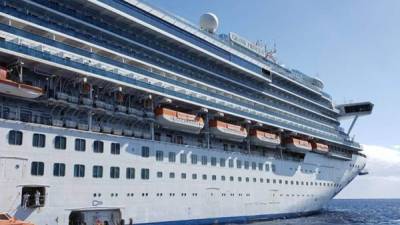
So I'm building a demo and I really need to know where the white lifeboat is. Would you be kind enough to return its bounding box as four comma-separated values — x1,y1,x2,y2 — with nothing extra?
286,137,312,153
311,142,329,154
155,108,204,134
0,67,43,99
250,130,280,148
209,120,247,142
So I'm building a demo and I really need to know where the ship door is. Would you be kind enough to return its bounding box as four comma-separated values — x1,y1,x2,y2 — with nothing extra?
0,157,27,180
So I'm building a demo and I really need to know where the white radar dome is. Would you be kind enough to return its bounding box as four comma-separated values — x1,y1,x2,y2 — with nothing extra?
199,13,219,33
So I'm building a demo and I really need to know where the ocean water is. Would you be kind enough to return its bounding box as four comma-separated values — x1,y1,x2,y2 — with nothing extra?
251,199,400,225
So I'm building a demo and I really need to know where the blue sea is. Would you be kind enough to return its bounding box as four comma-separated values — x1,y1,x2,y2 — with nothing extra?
252,199,400,225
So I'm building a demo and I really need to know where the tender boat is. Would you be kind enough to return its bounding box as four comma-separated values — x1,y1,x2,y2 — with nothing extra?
311,142,329,154
209,120,247,142
155,107,204,134
250,130,281,148
0,67,43,99
285,137,312,153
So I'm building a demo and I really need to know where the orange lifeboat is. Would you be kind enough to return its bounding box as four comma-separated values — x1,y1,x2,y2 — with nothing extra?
209,120,247,142
285,137,312,153
0,67,43,99
0,212,34,225
250,130,280,148
155,108,204,134
311,142,329,154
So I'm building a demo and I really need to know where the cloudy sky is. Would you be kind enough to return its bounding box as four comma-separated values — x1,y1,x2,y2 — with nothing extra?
144,0,400,198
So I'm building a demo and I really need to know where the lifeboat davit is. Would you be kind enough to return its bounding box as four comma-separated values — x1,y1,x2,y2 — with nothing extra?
209,120,247,142
311,142,329,154
155,108,204,134
0,67,43,99
285,137,312,153
250,130,280,148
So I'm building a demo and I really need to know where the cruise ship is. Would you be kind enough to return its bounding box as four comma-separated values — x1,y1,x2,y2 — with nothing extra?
0,1,373,225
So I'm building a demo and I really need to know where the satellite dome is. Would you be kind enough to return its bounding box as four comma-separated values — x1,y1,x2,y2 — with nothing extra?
199,13,219,33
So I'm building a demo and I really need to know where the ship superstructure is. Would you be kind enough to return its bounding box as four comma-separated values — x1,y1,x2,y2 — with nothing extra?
0,1,372,225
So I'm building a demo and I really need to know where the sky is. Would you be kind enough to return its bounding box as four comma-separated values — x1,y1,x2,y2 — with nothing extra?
144,0,400,198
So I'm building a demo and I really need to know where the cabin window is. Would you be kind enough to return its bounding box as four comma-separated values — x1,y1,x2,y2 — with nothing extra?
126,167,135,179
221,175,226,181
245,177,250,182
176,135,183,144
175,151,185,163
8,130,23,145
141,146,150,157
223,143,228,151
220,158,226,167
237,160,242,169
93,141,104,153
271,164,276,172
191,154,198,164
238,177,242,182
202,174,207,180
212,175,217,180
53,163,65,177
168,152,176,162
181,173,187,179
75,139,86,151
230,176,234,182
31,161,44,176
253,178,257,182
251,162,257,170
111,143,120,155
211,157,217,166
154,133,161,141
265,164,270,172
141,168,150,180
166,134,173,143
74,164,85,177
201,156,207,165
54,136,66,150
192,173,197,180
169,172,175,179
228,159,234,168
110,167,120,179
93,166,103,178
244,161,250,170
156,151,164,161
32,133,46,148
258,163,263,171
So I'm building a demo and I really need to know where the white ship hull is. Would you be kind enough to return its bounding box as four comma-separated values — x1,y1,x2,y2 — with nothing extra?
0,120,365,225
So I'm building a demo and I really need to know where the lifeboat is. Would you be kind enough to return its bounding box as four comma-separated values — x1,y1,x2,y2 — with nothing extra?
250,130,280,148
209,120,247,142
311,142,329,154
285,137,312,153
0,212,35,225
0,67,43,99
155,108,204,134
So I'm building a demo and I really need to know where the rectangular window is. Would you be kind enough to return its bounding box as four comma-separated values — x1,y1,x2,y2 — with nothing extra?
201,156,207,165
237,160,242,169
53,163,65,177
141,146,150,157
168,152,176,162
221,175,226,181
54,136,66,150
74,164,85,177
258,163,263,171
141,168,150,180
191,154,198,164
93,141,104,153
230,176,234,181
192,173,197,180
251,162,257,170
238,177,242,182
111,143,120,155
157,171,163,178
156,151,164,161
8,130,22,145
181,173,187,179
110,167,120,179
126,168,135,179
169,172,175,178
31,161,44,176
202,174,207,180
244,161,250,170
272,164,276,172
93,165,103,178
220,158,226,167
211,157,217,166
265,164,270,172
228,159,234,168
75,139,86,151
32,133,46,148
180,154,187,164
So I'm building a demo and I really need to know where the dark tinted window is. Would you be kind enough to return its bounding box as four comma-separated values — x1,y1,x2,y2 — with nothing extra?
32,134,46,148
55,136,66,149
31,161,44,176
8,130,22,145
53,163,65,177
